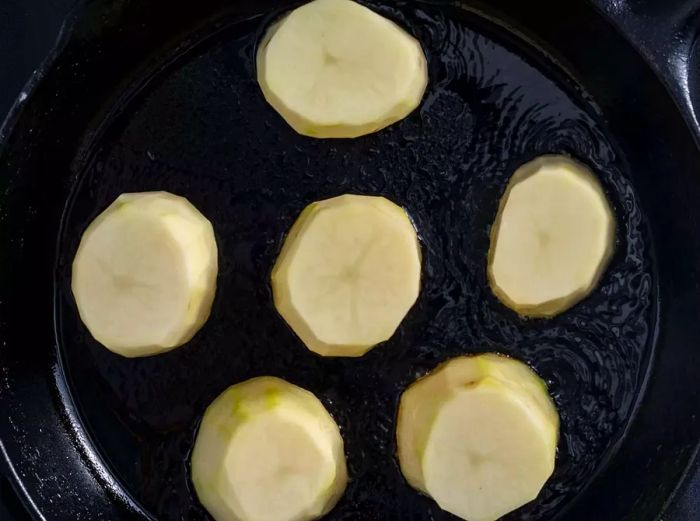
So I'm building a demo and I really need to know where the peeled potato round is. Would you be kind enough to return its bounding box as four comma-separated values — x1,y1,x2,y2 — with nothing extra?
191,377,347,521
272,195,421,357
397,354,559,521
488,155,615,317
71,191,218,357
257,0,428,138
272,194,421,357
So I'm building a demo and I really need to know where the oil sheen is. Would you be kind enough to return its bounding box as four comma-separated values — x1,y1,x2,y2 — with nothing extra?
55,2,656,520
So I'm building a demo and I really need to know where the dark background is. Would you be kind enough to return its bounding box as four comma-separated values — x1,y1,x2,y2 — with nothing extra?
0,1,697,520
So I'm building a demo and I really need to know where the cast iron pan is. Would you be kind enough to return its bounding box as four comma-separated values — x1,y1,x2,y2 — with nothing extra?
1,0,699,519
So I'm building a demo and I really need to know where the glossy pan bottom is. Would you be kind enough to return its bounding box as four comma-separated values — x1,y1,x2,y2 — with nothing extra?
55,3,653,520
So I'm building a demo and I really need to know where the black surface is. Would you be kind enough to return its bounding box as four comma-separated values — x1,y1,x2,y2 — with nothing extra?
0,1,698,520
53,4,657,518
1,475,31,521
0,0,74,120
1,1,79,518
1,3,86,520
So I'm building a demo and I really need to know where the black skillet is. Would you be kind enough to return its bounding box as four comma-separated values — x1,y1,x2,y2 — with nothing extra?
1,0,699,520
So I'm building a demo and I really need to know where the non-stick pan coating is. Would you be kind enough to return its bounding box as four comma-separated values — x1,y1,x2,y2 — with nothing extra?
53,2,655,519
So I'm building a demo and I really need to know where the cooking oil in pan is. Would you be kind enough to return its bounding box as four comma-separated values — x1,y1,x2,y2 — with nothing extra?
55,2,655,520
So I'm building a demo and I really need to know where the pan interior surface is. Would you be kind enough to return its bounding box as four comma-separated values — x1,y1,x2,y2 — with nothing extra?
52,1,657,520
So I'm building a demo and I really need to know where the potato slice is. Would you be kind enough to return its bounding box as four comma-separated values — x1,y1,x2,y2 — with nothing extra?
272,194,421,357
191,377,347,521
488,155,615,317
256,0,428,138
71,192,218,357
396,355,559,521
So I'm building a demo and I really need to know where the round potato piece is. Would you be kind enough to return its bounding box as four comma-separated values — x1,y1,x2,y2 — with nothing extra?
396,355,559,521
257,0,428,138
71,191,218,357
488,155,615,317
272,194,421,357
191,377,347,521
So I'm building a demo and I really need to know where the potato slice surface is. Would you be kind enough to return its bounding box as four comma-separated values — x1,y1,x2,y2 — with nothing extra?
191,377,347,521
257,0,428,138
272,194,421,357
397,355,559,521
488,155,615,317
71,191,218,356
